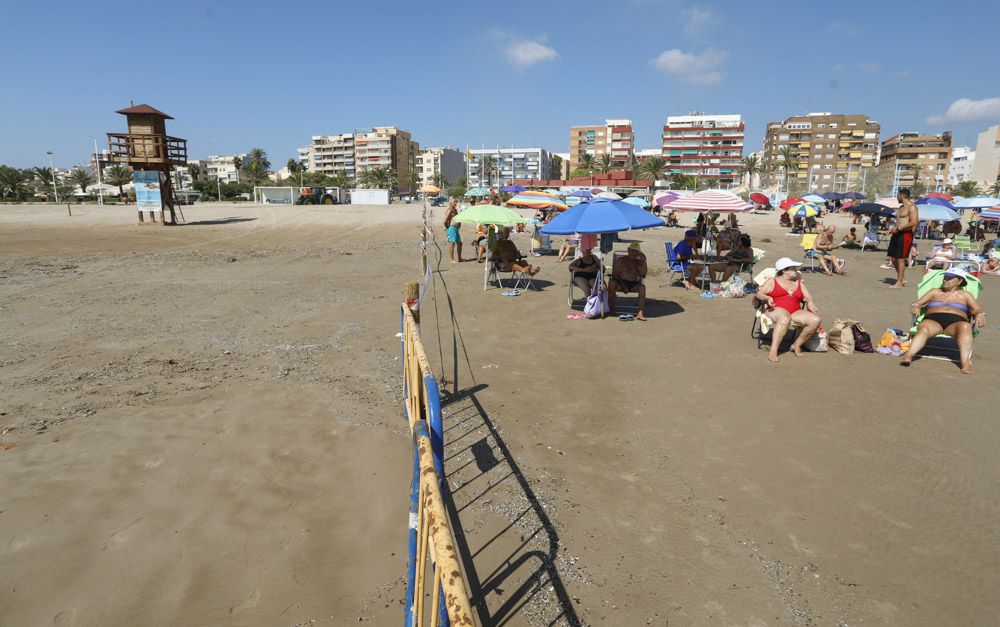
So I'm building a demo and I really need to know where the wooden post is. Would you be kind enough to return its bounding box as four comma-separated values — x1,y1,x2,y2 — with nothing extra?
404,281,420,323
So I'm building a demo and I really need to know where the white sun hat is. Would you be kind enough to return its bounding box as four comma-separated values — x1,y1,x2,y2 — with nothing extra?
775,257,803,272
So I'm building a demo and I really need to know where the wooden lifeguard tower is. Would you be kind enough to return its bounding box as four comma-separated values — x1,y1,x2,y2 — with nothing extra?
107,103,187,224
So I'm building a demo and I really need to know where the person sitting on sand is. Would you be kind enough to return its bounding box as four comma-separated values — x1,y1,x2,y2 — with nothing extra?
982,257,1000,275
841,227,861,249
709,234,753,282
568,246,601,296
814,225,846,275
901,269,986,374
926,238,958,269
779,212,792,228
752,257,822,363
666,210,679,227
608,242,647,320
492,228,540,275
673,230,707,291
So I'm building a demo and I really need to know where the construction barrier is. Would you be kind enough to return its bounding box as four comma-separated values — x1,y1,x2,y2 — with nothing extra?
401,305,476,627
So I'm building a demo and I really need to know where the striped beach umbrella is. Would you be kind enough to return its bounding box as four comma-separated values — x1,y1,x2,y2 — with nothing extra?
506,190,568,211
786,201,821,218
464,186,490,197
977,207,1000,220
664,189,753,213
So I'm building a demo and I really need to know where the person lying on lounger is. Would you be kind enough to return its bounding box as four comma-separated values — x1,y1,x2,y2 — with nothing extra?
901,269,985,374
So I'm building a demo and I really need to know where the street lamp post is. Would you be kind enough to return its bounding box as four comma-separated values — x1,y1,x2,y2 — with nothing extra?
46,151,59,203
93,137,104,206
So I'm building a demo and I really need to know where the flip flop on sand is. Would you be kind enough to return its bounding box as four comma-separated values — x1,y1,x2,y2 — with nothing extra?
501,290,522,297
618,314,635,321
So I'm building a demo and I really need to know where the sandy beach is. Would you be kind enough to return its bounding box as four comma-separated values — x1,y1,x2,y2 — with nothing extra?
1,201,999,626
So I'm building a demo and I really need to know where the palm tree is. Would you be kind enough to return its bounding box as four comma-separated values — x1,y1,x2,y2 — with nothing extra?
232,156,244,183
670,173,697,190
952,180,981,198
105,164,133,197
738,155,761,188
908,163,927,196
242,161,269,187
0,166,28,199
779,146,798,192
248,148,270,171
286,158,305,186
32,166,53,186
594,154,613,175
329,172,352,189
636,156,666,187
478,156,496,187
700,177,719,191
577,153,595,175
988,179,1000,197
405,169,420,193
68,168,94,196
430,173,448,188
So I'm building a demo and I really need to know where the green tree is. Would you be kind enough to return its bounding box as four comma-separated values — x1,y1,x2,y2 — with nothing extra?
286,158,305,186
0,165,28,200
670,173,697,190
738,155,760,188
430,173,448,188
105,164,133,197
594,154,613,175
405,169,420,193
577,153,595,175
952,180,982,197
635,156,665,185
477,156,496,187
187,162,201,182
242,160,269,187
68,168,94,195
779,146,798,191
329,172,352,189
908,163,927,197
988,179,1000,196
447,175,467,199
232,156,243,183
699,177,719,191
248,148,270,171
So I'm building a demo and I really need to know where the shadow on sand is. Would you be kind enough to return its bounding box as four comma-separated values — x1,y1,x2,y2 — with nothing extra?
181,217,258,226
440,384,582,627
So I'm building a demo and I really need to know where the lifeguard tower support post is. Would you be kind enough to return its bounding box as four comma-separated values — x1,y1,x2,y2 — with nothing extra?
107,104,187,224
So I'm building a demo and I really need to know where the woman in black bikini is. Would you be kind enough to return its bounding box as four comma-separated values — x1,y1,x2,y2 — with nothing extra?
901,269,986,374
568,247,601,296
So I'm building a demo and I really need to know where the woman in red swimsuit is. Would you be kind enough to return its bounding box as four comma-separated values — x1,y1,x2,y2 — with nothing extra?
752,257,823,362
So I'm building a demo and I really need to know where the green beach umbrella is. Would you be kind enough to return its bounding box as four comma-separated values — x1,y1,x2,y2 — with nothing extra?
453,204,527,225
464,187,490,197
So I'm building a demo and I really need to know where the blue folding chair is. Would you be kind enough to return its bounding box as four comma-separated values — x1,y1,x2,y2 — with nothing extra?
662,241,708,288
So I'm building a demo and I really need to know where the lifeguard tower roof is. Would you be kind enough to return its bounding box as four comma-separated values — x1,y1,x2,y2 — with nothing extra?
115,104,173,119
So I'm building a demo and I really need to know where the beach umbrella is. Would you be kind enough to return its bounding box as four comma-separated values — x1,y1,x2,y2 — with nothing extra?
786,201,822,218
915,203,960,221
596,191,622,200
506,190,568,211
590,188,605,194
453,203,527,225
464,187,489,197
802,194,825,203
916,196,956,210
654,192,680,206
501,184,527,193
925,191,953,201
623,196,650,208
540,197,664,235
667,189,753,213
420,184,441,194
820,192,845,200
874,196,901,209
749,192,770,205
568,189,592,198
628,190,651,197
844,191,865,200
847,202,895,217
779,196,804,210
954,195,1000,209
977,207,1000,220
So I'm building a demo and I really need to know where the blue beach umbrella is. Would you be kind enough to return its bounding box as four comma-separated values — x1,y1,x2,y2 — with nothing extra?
802,194,825,203
540,197,664,235
954,196,1000,209
915,198,960,221
847,203,894,218
786,201,822,218
916,196,956,210
501,184,527,193
568,189,593,198
622,196,650,208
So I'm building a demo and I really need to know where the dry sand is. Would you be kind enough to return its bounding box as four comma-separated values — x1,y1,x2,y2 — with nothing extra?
1,202,998,626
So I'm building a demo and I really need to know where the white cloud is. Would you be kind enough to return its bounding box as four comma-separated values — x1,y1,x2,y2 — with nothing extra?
503,39,558,68
683,6,713,36
927,97,1000,124
649,48,728,86
893,69,912,79
856,61,881,73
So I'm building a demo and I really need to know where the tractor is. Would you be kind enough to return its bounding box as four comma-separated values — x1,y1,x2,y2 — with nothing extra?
296,186,344,205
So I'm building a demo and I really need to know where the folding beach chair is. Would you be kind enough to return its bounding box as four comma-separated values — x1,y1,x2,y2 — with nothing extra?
607,250,644,314
487,258,535,292
909,269,983,363
750,300,803,349
860,226,882,251
953,235,974,253
567,252,603,307
799,234,819,272
662,241,709,288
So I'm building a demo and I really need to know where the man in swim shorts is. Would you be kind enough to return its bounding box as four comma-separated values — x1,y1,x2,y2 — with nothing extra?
444,199,463,262
887,188,917,288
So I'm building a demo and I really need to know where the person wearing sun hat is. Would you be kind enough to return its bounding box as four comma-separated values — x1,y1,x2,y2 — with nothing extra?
608,242,647,320
751,257,822,362
926,237,957,270
902,268,986,374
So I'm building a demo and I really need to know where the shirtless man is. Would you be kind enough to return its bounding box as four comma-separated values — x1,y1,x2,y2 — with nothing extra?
444,199,463,262
887,188,917,288
814,225,846,275
608,243,647,320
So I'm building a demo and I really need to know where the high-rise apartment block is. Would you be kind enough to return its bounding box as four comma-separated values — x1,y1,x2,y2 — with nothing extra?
762,113,880,192
970,124,1000,188
662,114,744,187
880,132,952,194
466,148,551,188
948,146,976,186
569,119,634,172
415,147,465,188
298,126,420,191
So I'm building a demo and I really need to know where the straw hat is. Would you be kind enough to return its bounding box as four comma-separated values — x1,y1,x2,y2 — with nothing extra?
628,242,641,251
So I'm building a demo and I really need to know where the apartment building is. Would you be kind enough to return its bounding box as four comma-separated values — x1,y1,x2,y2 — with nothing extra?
188,154,248,182
466,148,551,187
662,113,744,187
970,124,1000,187
880,132,952,193
762,112,880,193
948,147,976,186
549,153,566,180
297,126,420,190
569,119,634,172
415,147,465,187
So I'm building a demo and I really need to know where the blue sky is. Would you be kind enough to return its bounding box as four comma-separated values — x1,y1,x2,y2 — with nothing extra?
2,0,999,169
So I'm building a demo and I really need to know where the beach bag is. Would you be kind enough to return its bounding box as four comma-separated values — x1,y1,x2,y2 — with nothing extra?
722,276,746,298
828,319,857,354
583,284,609,318
804,327,828,352
853,324,876,353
